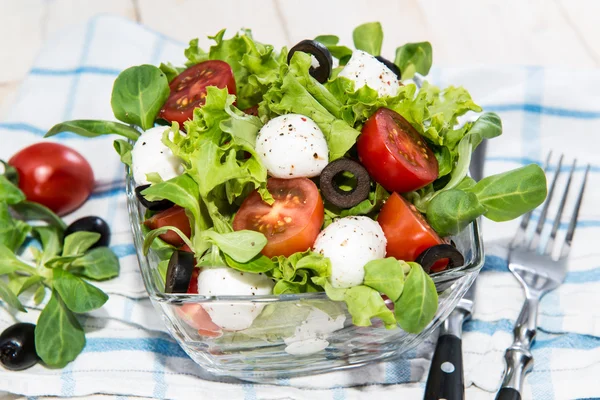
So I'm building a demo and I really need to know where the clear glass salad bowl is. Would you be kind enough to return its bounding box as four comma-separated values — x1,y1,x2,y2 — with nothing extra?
126,172,484,381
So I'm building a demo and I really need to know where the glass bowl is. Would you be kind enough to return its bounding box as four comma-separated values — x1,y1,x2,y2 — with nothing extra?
126,172,484,381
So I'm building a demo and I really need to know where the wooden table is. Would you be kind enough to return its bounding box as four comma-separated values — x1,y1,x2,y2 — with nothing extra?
1,0,599,120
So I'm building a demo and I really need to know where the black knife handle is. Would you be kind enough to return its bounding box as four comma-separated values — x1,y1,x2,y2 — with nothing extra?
496,387,521,400
424,334,464,400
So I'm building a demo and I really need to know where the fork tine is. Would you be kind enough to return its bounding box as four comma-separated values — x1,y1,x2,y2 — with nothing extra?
511,151,553,249
560,164,590,258
528,153,563,251
544,159,576,256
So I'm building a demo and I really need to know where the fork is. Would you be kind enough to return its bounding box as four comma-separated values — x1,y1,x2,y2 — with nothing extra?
495,152,590,400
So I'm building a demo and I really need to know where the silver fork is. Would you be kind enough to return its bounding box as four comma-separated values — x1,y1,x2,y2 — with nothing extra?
495,152,590,400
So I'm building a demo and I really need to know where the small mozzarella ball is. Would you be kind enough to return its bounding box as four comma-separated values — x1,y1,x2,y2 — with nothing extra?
256,114,329,178
338,50,401,98
284,308,346,355
131,126,184,185
313,216,387,289
198,267,274,331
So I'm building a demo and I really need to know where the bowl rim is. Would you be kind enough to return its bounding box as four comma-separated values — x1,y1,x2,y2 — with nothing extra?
126,169,485,304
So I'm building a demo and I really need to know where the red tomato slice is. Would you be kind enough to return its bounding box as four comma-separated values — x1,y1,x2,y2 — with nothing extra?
9,143,94,216
232,178,324,258
187,267,199,294
176,267,222,338
158,60,236,125
144,206,191,247
243,105,259,116
377,193,448,272
357,108,438,193
177,304,222,338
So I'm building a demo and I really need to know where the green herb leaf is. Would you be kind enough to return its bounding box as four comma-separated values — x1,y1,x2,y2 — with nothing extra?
0,244,36,275
143,226,193,256
394,42,433,79
467,164,547,222
45,255,83,269
53,269,108,313
0,279,26,312
71,247,120,281
202,230,266,263
394,263,438,333
314,35,353,64
0,202,31,252
35,290,85,368
0,160,19,185
223,253,275,273
0,175,25,204
8,274,44,296
113,139,134,168
159,62,185,83
10,201,67,231
363,258,406,302
426,189,487,236
110,64,170,130
33,284,46,305
344,285,396,328
468,112,502,150
157,259,169,282
45,120,141,141
32,226,63,265
62,232,101,256
352,22,384,56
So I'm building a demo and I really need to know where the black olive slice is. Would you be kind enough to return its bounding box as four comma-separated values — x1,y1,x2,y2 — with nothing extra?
135,184,174,212
319,158,371,209
64,216,111,248
165,250,195,293
288,39,333,84
0,323,39,371
375,56,401,80
415,244,465,274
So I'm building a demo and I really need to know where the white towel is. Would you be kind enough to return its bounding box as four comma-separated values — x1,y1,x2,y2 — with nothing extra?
0,15,599,400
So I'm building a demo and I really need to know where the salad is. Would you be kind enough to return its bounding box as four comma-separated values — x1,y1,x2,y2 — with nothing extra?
46,22,547,338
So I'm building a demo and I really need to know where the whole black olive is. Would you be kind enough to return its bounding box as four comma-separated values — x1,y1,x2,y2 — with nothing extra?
288,39,333,84
319,158,371,209
64,216,110,248
416,244,465,274
375,56,401,80
0,323,39,371
165,250,195,293
135,184,174,212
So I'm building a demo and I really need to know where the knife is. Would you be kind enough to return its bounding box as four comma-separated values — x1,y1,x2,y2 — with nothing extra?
423,139,486,400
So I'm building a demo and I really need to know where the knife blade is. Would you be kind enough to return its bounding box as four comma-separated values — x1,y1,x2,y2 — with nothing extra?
423,139,486,400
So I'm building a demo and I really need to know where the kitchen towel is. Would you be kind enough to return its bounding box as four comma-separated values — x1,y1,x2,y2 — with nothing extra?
0,15,599,400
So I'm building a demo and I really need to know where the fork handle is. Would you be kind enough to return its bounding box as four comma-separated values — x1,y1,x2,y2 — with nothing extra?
496,295,538,398
496,387,521,400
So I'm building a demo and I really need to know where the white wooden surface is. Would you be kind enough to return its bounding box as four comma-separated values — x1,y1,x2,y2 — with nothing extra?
1,0,600,120
0,1,599,398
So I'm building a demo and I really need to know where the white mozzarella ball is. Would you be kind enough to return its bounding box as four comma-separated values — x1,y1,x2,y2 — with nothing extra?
313,216,387,289
256,114,329,178
198,267,274,331
131,126,184,185
284,308,346,355
338,50,401,98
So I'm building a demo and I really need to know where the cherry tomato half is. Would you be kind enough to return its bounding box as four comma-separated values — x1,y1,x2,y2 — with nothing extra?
232,178,324,258
175,267,222,338
8,142,94,216
357,108,438,193
158,60,236,125
144,206,191,247
377,193,447,272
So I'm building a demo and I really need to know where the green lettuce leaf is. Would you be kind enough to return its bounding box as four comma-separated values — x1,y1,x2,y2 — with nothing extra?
260,51,361,160
184,30,284,110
